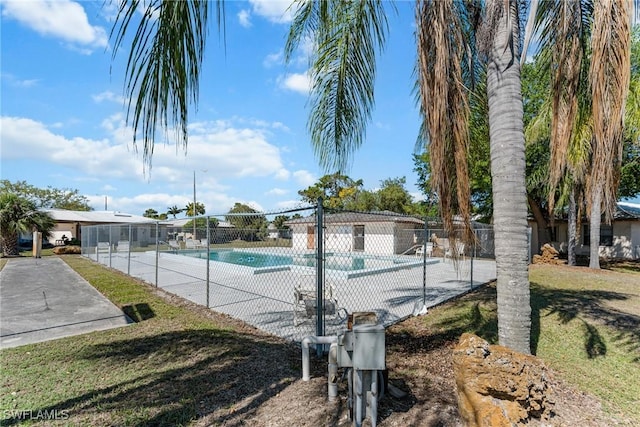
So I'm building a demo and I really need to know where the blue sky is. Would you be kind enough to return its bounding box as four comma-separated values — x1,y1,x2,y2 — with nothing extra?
1,0,423,216
2,1,637,217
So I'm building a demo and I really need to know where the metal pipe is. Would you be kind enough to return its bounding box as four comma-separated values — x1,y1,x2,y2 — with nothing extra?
371,371,378,427
301,335,338,381
328,342,338,400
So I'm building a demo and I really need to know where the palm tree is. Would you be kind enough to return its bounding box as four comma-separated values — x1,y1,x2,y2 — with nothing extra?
143,208,159,219
0,193,54,257
167,205,183,219
111,0,533,352
185,202,205,217
530,1,633,269
285,0,531,352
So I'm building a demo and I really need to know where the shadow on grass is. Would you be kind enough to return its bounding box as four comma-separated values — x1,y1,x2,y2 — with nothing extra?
529,282,640,360
387,281,639,363
386,284,498,354
122,303,155,322
2,329,300,426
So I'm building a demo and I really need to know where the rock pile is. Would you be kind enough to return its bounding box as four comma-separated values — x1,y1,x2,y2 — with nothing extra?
53,245,81,255
532,243,566,265
453,333,555,427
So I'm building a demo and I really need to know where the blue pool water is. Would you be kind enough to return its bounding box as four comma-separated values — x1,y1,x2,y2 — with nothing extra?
209,251,292,268
181,250,416,272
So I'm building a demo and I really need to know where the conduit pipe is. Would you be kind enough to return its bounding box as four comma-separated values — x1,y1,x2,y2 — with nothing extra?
301,335,339,400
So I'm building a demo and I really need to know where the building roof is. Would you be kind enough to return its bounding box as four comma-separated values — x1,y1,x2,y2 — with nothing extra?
616,202,640,220
161,218,234,228
42,209,155,224
285,211,425,226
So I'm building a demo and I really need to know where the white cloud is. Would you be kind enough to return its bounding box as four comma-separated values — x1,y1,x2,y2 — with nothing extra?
1,0,108,52
0,114,299,215
238,9,251,28
278,72,311,95
1,73,39,88
274,168,290,180
249,0,296,24
263,51,283,68
266,188,287,196
1,116,142,179
293,170,316,187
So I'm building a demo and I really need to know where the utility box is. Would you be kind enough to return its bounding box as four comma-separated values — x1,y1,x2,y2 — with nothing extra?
352,324,385,370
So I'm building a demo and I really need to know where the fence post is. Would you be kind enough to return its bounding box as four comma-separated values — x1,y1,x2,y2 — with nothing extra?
206,216,210,308
421,219,428,307
470,229,475,289
108,225,113,268
316,197,325,345
155,222,159,287
127,224,132,275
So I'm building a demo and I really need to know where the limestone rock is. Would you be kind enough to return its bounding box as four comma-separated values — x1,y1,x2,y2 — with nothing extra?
53,245,81,255
532,244,566,265
453,333,554,427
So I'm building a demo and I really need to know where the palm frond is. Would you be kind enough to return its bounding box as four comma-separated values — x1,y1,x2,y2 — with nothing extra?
589,0,632,223
111,0,224,171
286,0,390,173
416,0,475,241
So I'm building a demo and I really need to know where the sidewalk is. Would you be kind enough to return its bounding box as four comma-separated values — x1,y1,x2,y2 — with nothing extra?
0,257,131,349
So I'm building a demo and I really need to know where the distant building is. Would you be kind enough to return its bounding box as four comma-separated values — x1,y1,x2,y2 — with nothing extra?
528,202,640,260
285,211,424,255
39,209,156,246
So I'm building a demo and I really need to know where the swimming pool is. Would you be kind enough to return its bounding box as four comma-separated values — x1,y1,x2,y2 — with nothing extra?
179,249,426,277
183,249,292,268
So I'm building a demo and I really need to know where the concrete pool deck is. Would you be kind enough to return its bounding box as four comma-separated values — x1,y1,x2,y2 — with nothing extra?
91,249,496,342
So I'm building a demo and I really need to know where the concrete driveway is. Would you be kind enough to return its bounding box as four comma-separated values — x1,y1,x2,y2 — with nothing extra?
0,257,131,349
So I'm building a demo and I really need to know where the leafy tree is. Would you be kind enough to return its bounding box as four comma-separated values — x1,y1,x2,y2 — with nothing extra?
272,215,290,231
0,193,55,256
0,180,92,211
167,205,184,218
182,217,219,240
375,177,415,214
298,173,364,210
225,203,268,241
185,202,205,217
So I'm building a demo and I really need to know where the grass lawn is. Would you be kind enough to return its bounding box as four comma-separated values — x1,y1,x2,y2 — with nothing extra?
1,256,638,425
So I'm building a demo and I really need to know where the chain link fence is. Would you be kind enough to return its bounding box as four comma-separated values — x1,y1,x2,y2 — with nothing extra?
81,203,496,342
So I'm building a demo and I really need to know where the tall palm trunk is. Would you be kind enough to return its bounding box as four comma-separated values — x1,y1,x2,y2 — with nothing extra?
567,186,577,266
486,0,531,354
589,185,603,269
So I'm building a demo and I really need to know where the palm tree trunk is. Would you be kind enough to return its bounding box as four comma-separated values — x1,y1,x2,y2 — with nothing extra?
1,232,20,257
589,185,602,269
567,186,577,266
486,0,531,354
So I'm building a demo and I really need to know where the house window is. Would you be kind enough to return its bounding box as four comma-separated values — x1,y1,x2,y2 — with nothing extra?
549,226,559,242
600,224,613,246
582,224,613,246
